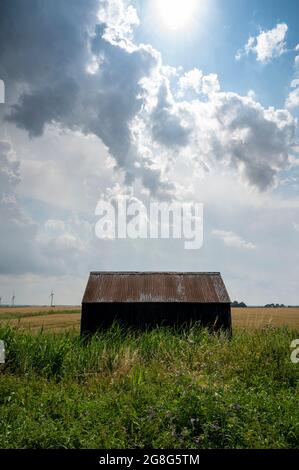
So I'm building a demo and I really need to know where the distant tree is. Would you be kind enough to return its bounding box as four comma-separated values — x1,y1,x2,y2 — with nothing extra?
231,301,247,308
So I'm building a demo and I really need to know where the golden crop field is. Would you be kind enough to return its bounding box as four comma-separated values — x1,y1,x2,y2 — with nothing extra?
0,306,299,332
0,306,81,333
232,307,299,329
0,306,81,315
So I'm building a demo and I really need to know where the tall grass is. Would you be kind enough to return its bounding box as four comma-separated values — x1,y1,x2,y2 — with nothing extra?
0,324,299,448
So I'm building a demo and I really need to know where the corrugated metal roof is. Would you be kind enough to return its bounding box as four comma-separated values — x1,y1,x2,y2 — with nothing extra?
82,272,230,304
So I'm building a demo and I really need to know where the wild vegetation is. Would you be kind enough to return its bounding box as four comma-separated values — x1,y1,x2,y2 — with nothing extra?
0,323,299,448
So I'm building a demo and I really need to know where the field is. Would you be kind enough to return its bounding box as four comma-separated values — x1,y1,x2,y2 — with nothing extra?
232,307,299,329
1,306,299,332
0,307,81,333
0,307,299,449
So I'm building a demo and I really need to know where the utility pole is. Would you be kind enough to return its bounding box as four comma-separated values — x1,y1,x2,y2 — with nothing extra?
50,289,54,307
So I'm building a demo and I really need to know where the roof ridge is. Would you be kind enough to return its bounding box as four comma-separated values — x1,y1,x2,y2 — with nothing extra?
89,271,221,275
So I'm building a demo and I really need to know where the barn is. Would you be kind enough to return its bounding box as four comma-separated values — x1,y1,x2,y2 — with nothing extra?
81,272,232,335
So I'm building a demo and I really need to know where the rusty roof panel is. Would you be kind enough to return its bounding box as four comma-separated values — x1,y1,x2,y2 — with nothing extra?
82,272,231,304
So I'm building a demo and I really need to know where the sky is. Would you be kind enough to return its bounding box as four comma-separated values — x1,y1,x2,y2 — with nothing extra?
0,0,299,306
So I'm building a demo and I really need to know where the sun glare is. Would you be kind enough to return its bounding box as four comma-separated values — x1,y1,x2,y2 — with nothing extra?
154,0,198,31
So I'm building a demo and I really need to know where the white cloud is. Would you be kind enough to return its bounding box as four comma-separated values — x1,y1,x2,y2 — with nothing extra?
212,229,256,250
0,139,91,278
14,126,117,213
235,36,255,61
285,57,299,109
202,74,220,95
137,81,297,192
286,87,299,109
247,89,256,99
98,0,140,45
236,23,288,63
178,68,203,95
0,140,40,275
178,68,220,96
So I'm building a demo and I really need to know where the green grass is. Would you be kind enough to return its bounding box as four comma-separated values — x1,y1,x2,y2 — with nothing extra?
0,324,299,449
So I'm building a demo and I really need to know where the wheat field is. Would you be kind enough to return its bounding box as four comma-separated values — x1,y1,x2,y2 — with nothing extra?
0,306,299,332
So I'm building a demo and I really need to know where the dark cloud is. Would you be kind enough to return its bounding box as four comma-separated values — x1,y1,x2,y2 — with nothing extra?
87,27,158,168
1,0,171,196
0,0,99,85
6,79,79,136
211,93,296,190
151,82,191,147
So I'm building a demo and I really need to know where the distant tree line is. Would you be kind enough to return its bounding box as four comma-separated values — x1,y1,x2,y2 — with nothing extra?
264,303,286,308
231,301,289,308
231,301,247,307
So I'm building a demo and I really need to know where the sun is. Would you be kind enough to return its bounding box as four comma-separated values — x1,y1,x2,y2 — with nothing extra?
154,0,198,31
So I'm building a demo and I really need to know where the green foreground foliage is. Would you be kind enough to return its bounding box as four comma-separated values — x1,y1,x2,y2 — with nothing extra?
0,324,298,448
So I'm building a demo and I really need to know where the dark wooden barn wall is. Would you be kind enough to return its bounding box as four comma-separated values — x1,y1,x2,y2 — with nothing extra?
80,302,232,335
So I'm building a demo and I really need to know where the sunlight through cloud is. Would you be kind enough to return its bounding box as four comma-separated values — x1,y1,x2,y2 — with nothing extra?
154,0,198,31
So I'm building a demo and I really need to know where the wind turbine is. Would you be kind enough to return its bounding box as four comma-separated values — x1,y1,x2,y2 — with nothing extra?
50,289,55,307
11,292,15,307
